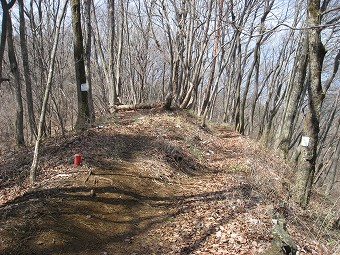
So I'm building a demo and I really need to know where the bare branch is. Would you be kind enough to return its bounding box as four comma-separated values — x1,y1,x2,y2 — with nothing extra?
324,49,340,93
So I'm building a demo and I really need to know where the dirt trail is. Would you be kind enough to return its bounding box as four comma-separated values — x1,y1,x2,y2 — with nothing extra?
0,110,333,254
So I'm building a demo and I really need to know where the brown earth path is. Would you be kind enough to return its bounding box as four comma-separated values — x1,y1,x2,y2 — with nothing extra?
0,110,330,254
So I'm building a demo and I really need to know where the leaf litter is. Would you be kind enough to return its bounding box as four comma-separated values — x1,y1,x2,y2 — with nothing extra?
0,109,338,254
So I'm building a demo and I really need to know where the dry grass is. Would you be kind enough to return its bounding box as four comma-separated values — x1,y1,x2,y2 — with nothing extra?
0,109,339,254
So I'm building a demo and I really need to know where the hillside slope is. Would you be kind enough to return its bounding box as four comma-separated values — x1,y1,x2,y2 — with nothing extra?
0,110,338,254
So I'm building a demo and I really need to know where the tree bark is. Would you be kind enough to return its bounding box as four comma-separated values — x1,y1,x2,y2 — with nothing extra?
277,35,309,157
294,0,327,208
325,137,340,196
160,0,176,110
71,0,91,129
115,0,124,104
0,0,16,84
108,0,117,106
84,0,95,123
7,8,25,146
18,0,37,138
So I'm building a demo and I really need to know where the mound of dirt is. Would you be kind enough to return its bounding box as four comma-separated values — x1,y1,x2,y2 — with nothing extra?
0,110,338,254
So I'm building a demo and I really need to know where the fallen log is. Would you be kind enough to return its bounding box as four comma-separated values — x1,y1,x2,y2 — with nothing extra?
110,102,164,112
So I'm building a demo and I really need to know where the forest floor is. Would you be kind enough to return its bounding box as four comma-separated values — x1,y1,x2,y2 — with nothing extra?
0,109,339,255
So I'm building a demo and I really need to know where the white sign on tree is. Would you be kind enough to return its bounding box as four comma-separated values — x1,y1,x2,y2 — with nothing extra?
301,136,310,147
80,83,89,91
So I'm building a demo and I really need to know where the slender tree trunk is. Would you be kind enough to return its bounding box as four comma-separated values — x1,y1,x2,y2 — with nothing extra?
91,0,110,87
161,0,175,110
126,12,138,104
30,0,68,183
233,38,242,129
7,10,25,146
108,0,117,106
223,31,238,123
314,116,340,186
0,0,16,83
237,1,274,134
84,0,95,122
115,0,124,104
248,58,260,133
179,1,213,109
201,0,220,114
201,0,223,124
277,35,309,157
93,38,110,110
18,0,37,138
318,88,340,155
323,49,340,93
325,138,340,196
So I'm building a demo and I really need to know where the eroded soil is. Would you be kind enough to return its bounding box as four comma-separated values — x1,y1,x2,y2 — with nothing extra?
0,110,337,254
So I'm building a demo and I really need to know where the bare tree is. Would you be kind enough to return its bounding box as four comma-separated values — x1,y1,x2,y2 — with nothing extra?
179,0,213,109
107,0,117,106
30,0,69,183
276,34,309,157
18,0,37,138
0,0,15,84
84,0,95,122
114,0,124,104
6,2,25,146
201,0,224,126
236,0,274,135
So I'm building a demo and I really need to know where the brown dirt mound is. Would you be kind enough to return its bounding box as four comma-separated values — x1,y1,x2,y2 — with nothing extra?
0,110,338,254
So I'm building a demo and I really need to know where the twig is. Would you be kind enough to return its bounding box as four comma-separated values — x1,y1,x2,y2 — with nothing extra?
84,170,113,185
84,170,92,184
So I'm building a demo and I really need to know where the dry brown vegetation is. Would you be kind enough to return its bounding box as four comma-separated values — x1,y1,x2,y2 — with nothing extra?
0,109,339,254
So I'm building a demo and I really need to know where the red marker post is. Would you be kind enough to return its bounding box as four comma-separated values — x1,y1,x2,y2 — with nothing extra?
74,154,82,166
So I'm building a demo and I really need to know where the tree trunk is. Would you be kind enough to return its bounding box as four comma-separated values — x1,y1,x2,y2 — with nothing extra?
294,0,326,208
236,1,274,135
115,0,124,104
277,35,309,157
325,138,340,196
71,0,91,129
0,0,16,83
30,0,68,183
160,0,176,110
179,1,213,110
7,10,25,146
108,0,117,106
201,0,223,116
91,1,110,110
201,0,223,126
18,0,37,138
126,10,138,104
84,0,95,123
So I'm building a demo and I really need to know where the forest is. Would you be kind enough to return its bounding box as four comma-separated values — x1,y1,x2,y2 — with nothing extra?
0,0,339,217
0,0,340,254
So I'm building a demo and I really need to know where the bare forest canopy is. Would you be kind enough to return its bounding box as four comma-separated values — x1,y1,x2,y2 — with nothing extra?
0,0,339,206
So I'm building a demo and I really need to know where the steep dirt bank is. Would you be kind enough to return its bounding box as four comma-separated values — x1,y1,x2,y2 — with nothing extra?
0,110,338,254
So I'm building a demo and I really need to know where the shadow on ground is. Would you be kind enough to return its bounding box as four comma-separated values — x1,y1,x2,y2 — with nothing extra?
0,111,255,254
0,182,258,255
0,122,210,189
